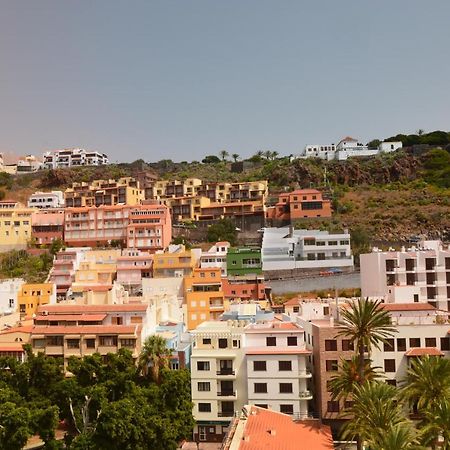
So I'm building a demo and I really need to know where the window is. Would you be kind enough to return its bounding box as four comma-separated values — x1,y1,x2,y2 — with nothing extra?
386,379,397,386
202,338,211,345
280,404,294,414
410,338,421,347
86,339,96,349
425,337,436,347
384,359,396,373
279,361,292,371
198,382,211,392
266,337,276,346
197,361,210,371
344,401,354,409
342,339,354,351
326,360,338,371
67,339,80,349
384,339,395,352
253,361,267,371
397,338,406,352
327,401,340,413
254,383,267,393
218,338,228,349
255,404,268,409
120,339,135,347
279,383,293,393
293,306,299,313
325,339,337,351
441,337,450,351
198,403,211,412
287,336,297,346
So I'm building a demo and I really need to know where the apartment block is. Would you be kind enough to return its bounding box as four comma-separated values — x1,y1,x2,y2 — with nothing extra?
64,177,143,208
152,245,201,278
0,278,25,315
31,209,64,245
197,201,265,222
185,268,225,330
228,181,268,203
226,248,262,277
262,227,353,272
200,242,230,276
31,303,151,365
266,189,332,224
161,196,211,222
43,148,109,169
361,240,450,311
27,191,64,209
64,204,171,251
116,249,153,291
222,275,268,304
18,283,56,318
0,201,34,252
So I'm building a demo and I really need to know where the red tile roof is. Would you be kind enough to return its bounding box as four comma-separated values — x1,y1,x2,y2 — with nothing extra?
245,348,312,355
239,406,334,450
0,344,25,352
380,303,436,311
31,325,140,335
37,304,148,314
405,347,444,357
34,314,107,322
0,325,33,334
283,297,301,306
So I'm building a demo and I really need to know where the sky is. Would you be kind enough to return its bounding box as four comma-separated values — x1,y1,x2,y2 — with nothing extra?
1,1,450,163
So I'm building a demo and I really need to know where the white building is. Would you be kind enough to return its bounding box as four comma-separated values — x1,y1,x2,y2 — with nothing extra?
200,241,230,276
360,240,450,311
191,319,314,442
261,227,354,271
0,279,25,315
27,191,65,209
16,155,42,172
43,148,109,169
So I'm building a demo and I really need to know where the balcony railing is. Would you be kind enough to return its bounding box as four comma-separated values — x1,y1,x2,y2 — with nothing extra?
216,369,235,376
217,391,236,397
218,411,235,417
299,390,312,399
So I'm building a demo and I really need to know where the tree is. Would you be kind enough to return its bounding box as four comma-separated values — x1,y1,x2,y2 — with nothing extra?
202,155,221,164
421,399,450,449
231,153,239,162
367,139,381,148
138,336,171,384
0,400,33,450
219,150,229,162
338,298,396,381
206,218,237,246
369,422,423,450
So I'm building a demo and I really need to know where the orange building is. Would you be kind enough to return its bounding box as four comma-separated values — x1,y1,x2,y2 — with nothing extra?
266,189,331,224
184,267,225,330
31,209,65,245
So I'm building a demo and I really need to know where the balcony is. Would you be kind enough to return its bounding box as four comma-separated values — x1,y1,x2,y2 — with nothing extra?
217,411,235,417
217,391,236,397
216,369,235,376
299,370,312,378
299,390,313,400
45,345,64,356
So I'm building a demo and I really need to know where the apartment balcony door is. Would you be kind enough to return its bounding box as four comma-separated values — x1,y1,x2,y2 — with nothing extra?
220,401,234,417
219,380,234,396
218,360,233,375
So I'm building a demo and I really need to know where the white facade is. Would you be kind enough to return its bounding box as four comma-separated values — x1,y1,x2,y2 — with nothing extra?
360,241,450,311
200,242,230,276
27,191,64,209
262,227,354,271
43,148,109,169
0,278,25,315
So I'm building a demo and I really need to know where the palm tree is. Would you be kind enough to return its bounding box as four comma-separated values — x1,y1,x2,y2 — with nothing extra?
328,356,382,403
271,151,279,160
231,153,239,162
138,335,171,384
421,399,450,449
219,150,229,162
263,150,272,160
369,423,424,450
338,298,397,379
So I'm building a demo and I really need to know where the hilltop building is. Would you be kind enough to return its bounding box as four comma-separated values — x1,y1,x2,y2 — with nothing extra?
27,191,64,209
43,148,109,169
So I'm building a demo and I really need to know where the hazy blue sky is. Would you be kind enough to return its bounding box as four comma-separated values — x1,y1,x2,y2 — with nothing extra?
1,1,449,162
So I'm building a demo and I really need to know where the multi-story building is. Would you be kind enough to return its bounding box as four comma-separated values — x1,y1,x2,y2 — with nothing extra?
16,155,42,173
31,210,64,245
197,200,265,223
43,148,109,169
116,249,153,292
152,245,201,278
200,242,230,276
0,201,34,252
0,324,33,362
266,189,332,224
27,191,64,209
191,320,248,442
151,178,203,199
64,177,143,208
161,196,211,222
361,240,450,312
262,227,353,272
30,303,151,366
155,321,192,370
228,181,268,203
222,275,269,304
0,278,25,315
64,204,171,250
18,283,56,318
135,171,159,200
226,248,262,277
185,268,225,330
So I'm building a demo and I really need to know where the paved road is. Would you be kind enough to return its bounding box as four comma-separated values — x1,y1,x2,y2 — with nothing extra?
269,272,361,294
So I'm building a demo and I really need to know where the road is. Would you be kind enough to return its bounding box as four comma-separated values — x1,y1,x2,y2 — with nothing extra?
268,272,361,294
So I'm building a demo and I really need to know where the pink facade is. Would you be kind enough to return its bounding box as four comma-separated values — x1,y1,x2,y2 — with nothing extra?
31,210,64,245
117,249,153,288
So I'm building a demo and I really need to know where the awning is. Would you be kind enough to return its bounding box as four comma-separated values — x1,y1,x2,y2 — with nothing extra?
405,347,443,357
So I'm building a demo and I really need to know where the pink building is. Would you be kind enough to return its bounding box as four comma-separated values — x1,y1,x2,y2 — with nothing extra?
64,204,171,252
117,249,153,291
31,209,65,245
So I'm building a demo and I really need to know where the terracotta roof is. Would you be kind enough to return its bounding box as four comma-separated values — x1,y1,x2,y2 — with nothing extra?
283,297,301,306
245,348,312,355
0,325,33,334
34,314,107,322
0,344,25,352
37,304,148,314
239,406,334,450
405,347,444,357
31,325,140,335
380,303,436,311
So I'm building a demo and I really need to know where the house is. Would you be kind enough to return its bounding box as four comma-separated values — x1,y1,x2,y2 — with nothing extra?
0,202,35,252
0,278,25,315
31,209,65,245
43,148,109,169
152,245,201,278
18,283,57,318
116,249,153,293
200,241,230,276
226,248,262,277
28,191,64,209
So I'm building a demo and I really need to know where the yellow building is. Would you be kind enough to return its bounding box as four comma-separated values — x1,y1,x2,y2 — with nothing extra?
18,283,56,318
161,196,211,221
152,245,200,278
152,178,202,199
185,267,225,330
64,177,144,207
0,202,35,253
